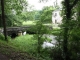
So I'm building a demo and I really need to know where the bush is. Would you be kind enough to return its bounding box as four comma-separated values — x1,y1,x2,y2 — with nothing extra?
0,34,4,40
50,47,63,60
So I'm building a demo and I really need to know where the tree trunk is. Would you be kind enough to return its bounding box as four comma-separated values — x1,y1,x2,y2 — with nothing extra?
63,0,79,60
77,2,80,27
63,0,71,60
0,15,2,27
37,36,41,54
1,0,7,40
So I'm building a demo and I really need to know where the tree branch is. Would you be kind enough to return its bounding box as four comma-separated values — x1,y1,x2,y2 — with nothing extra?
70,0,79,10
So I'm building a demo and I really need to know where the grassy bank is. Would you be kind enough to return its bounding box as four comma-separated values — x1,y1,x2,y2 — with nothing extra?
0,34,52,60
9,35,37,54
0,34,37,60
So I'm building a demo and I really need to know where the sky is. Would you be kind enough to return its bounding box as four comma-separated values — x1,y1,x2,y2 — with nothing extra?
27,0,63,10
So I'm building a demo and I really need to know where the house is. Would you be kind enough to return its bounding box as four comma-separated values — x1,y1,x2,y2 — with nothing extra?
52,8,62,25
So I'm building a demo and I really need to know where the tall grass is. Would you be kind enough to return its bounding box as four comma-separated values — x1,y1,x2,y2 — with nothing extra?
0,34,52,60
9,34,37,54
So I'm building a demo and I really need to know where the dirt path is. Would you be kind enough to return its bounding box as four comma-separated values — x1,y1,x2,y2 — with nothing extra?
0,53,10,60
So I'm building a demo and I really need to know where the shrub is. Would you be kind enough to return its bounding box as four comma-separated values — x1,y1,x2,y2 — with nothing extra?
0,34,4,40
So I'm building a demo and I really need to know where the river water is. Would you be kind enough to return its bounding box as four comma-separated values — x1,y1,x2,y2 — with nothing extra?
42,34,57,48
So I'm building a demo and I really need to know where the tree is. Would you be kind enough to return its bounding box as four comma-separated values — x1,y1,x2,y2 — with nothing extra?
68,1,80,60
34,10,41,20
1,0,7,40
0,0,2,27
21,11,35,21
33,20,50,59
40,6,54,23
61,0,79,60
0,0,28,27
0,0,28,40
40,0,80,60
6,14,23,27
4,0,27,14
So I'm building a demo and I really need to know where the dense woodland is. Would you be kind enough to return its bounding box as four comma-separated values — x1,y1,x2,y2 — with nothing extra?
0,0,80,60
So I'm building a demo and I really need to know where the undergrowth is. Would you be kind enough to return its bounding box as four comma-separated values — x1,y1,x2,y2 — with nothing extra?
0,34,52,60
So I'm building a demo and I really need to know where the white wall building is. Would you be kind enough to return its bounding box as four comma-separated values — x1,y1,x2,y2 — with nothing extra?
52,9,62,24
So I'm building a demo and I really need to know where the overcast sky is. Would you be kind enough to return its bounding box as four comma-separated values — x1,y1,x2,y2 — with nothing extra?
27,0,63,10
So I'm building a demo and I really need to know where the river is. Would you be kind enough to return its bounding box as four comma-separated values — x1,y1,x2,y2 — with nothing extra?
42,34,57,48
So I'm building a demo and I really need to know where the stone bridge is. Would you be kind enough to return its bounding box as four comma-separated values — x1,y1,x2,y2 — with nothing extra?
0,26,31,38
0,25,53,38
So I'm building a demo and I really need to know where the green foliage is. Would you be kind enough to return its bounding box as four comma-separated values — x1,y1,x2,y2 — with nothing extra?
34,21,48,53
26,21,50,34
40,6,54,23
0,34,52,60
0,34,4,40
9,35,37,54
4,0,27,14
51,28,61,35
1,34,37,53
5,14,23,27
0,38,36,60
50,47,63,60
33,22,52,59
34,10,42,20
0,34,11,41
0,0,28,27
59,0,80,60
35,21,50,34
67,1,80,60
68,28,80,60
21,11,35,21
49,0,80,60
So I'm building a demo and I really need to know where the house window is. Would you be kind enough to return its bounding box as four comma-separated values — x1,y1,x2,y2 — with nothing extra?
55,19,57,23
54,13,57,17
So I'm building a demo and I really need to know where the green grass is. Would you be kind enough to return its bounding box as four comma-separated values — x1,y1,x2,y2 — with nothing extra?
0,34,37,59
43,23,52,26
22,21,36,25
0,34,52,60
22,21,53,26
9,35,37,54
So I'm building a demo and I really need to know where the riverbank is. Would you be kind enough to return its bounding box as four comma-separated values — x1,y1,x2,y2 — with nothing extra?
0,39,36,60
0,34,57,60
